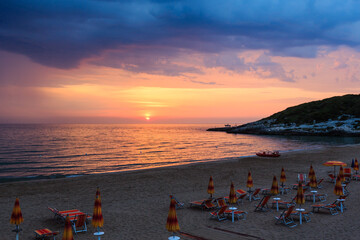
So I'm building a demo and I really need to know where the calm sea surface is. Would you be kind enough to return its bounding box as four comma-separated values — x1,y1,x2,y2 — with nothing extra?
1,124,360,182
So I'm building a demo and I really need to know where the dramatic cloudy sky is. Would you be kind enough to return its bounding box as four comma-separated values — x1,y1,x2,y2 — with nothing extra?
1,0,360,123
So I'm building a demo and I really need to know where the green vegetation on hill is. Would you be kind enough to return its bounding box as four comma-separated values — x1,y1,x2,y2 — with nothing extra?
263,94,360,125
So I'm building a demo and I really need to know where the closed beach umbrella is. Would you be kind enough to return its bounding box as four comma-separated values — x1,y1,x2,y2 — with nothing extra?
10,197,23,240
62,215,73,240
92,195,104,230
309,165,317,188
246,171,253,191
270,176,279,195
207,176,214,198
229,181,237,204
334,175,344,196
351,159,355,168
323,161,347,176
295,182,305,206
166,198,180,239
280,167,286,187
354,159,359,174
339,166,345,183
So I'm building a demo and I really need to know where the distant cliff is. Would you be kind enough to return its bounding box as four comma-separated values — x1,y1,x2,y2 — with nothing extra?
208,94,360,136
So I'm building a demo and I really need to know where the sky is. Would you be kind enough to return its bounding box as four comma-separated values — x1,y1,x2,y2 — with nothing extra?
1,0,360,124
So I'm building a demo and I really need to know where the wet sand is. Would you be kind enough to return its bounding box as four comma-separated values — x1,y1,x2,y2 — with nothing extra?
1,144,360,240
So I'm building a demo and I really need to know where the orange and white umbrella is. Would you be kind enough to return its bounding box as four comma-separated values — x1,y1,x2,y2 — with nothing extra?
295,182,305,206
10,197,23,240
166,198,180,239
280,167,286,187
270,176,279,195
354,159,359,174
207,176,214,198
229,181,237,204
62,215,73,240
339,166,345,183
323,161,347,176
309,165,317,188
334,175,344,196
246,171,253,191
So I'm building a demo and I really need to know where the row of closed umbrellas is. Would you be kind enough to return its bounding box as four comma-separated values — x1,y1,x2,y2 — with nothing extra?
166,160,356,238
10,187,104,240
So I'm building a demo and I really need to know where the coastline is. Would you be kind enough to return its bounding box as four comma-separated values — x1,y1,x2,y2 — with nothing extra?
2,144,360,239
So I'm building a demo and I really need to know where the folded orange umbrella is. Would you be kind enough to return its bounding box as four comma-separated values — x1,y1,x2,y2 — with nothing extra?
309,165,317,188
334,175,344,196
10,197,23,225
246,171,253,191
270,176,279,195
62,215,73,240
280,167,286,187
229,181,237,204
166,198,180,239
339,166,345,183
295,182,305,206
207,176,214,198
92,195,104,229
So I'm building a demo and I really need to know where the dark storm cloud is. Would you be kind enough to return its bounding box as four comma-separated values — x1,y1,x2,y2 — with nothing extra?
1,0,360,76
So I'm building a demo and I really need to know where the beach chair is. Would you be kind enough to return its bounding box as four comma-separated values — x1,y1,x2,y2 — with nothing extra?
170,195,185,209
272,195,297,209
275,205,297,228
254,195,271,212
311,203,338,215
316,178,324,189
328,173,336,183
72,214,87,234
209,206,227,221
250,188,261,201
189,199,215,210
216,198,227,208
344,168,352,182
34,228,58,240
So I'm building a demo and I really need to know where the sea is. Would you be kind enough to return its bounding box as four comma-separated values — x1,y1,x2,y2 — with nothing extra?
1,124,360,183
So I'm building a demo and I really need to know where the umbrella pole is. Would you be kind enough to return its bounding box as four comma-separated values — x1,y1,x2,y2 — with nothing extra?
15,225,19,240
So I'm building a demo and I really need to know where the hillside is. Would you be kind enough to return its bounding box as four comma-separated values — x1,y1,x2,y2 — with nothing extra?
208,94,360,136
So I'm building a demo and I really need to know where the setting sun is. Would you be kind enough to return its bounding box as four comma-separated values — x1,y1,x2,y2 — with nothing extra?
145,116,150,120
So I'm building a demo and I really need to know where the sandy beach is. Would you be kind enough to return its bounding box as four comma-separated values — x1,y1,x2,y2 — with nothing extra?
2,144,360,240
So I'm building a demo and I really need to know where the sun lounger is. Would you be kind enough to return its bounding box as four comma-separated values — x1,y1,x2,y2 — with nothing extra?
170,195,185,209
249,188,261,201
189,199,215,210
34,228,58,240
72,214,87,234
275,205,297,228
311,203,338,215
48,207,91,222
344,168,352,182
328,173,336,183
254,195,271,212
216,198,227,208
209,206,227,221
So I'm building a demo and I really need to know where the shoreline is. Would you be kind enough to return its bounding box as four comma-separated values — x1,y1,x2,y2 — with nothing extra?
3,142,360,184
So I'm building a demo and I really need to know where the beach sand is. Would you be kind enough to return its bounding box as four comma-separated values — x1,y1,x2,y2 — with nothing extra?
1,144,360,240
